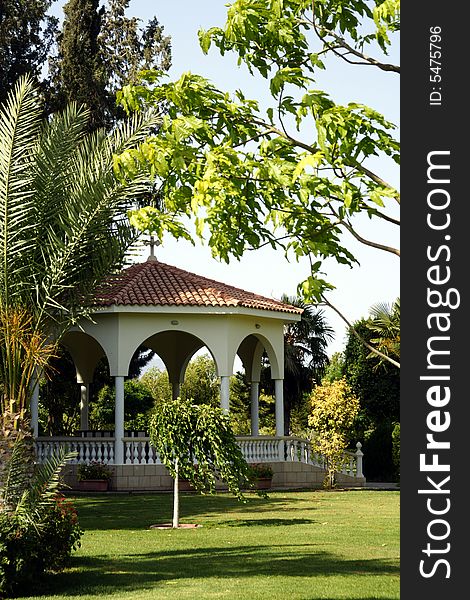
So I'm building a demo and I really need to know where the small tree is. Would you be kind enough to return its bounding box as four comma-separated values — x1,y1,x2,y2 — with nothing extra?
149,398,252,528
308,377,359,488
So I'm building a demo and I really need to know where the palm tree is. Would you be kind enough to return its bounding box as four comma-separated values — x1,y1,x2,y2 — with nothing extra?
261,295,334,435
0,75,160,437
366,297,400,368
282,295,334,378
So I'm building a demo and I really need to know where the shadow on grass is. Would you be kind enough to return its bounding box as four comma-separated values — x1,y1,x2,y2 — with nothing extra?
29,544,399,598
207,517,317,527
71,493,317,531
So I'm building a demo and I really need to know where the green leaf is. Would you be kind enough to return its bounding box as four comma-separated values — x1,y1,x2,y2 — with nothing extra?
198,29,213,54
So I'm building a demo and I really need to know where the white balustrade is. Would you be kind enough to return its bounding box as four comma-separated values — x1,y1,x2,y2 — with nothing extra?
35,437,114,465
34,436,365,479
236,437,283,462
123,438,161,465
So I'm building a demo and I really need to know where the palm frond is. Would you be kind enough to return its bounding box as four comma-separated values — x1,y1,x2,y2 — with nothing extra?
24,106,160,331
0,76,42,307
366,297,400,366
14,446,76,525
0,433,34,512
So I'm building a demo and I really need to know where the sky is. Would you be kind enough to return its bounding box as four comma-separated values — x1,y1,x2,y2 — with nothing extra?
50,0,400,357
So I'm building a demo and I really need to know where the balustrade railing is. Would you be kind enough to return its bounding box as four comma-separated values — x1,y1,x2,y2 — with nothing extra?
123,438,161,465
35,436,115,465
34,435,364,478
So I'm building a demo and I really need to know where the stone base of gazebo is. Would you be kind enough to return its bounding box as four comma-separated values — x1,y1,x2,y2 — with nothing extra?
61,462,365,492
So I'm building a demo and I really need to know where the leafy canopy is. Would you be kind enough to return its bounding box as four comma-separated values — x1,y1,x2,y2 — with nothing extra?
115,0,399,303
0,0,58,106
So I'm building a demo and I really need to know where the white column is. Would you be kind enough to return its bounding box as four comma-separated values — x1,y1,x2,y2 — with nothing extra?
220,376,230,413
171,382,181,400
30,379,39,438
274,379,284,437
250,381,259,436
80,384,89,430
114,376,125,465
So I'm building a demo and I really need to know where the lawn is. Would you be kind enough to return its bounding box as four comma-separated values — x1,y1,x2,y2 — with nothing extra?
25,490,399,600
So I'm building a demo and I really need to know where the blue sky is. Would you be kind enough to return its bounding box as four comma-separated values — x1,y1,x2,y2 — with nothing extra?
50,0,400,356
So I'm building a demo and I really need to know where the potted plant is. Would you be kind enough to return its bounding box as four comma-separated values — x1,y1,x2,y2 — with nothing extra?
77,461,112,491
249,463,274,489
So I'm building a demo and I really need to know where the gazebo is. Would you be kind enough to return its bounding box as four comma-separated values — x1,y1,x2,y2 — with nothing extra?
33,254,365,490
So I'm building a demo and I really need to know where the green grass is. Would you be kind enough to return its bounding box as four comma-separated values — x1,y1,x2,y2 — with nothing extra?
25,490,399,600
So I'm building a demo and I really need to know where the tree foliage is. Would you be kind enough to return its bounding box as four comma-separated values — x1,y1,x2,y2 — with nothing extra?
343,319,399,427
308,377,359,488
366,296,400,366
322,351,344,382
261,296,333,433
90,379,155,431
140,354,220,407
99,0,172,88
283,297,333,432
342,314,399,480
0,0,58,106
50,0,108,130
51,0,172,129
39,347,80,436
116,0,399,306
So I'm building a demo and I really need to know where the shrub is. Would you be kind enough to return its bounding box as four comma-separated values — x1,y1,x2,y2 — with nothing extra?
308,378,360,488
0,495,83,596
248,463,273,479
77,461,112,481
0,438,83,597
0,514,41,597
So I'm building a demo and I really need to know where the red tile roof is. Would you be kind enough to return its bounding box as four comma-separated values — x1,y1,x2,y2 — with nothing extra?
93,260,303,315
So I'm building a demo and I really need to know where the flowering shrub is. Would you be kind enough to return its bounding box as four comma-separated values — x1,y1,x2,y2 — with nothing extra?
40,494,83,571
77,461,112,481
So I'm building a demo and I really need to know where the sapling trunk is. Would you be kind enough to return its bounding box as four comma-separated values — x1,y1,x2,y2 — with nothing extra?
172,457,179,528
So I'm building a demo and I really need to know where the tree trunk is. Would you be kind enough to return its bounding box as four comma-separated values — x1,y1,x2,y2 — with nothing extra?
172,458,179,528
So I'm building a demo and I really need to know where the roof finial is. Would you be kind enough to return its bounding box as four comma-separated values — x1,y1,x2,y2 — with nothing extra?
146,235,160,262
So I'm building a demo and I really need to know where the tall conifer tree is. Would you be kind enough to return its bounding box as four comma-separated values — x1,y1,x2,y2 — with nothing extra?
51,0,107,130
0,0,58,105
51,0,171,130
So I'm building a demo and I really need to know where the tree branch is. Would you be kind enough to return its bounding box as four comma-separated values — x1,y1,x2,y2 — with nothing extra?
326,202,399,256
360,203,400,226
347,158,400,197
320,295,400,368
253,118,399,194
341,218,400,256
324,30,400,74
303,3,400,74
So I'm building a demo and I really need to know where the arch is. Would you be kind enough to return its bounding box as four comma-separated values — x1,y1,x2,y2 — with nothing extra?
61,331,107,384
139,330,221,384
235,332,283,381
